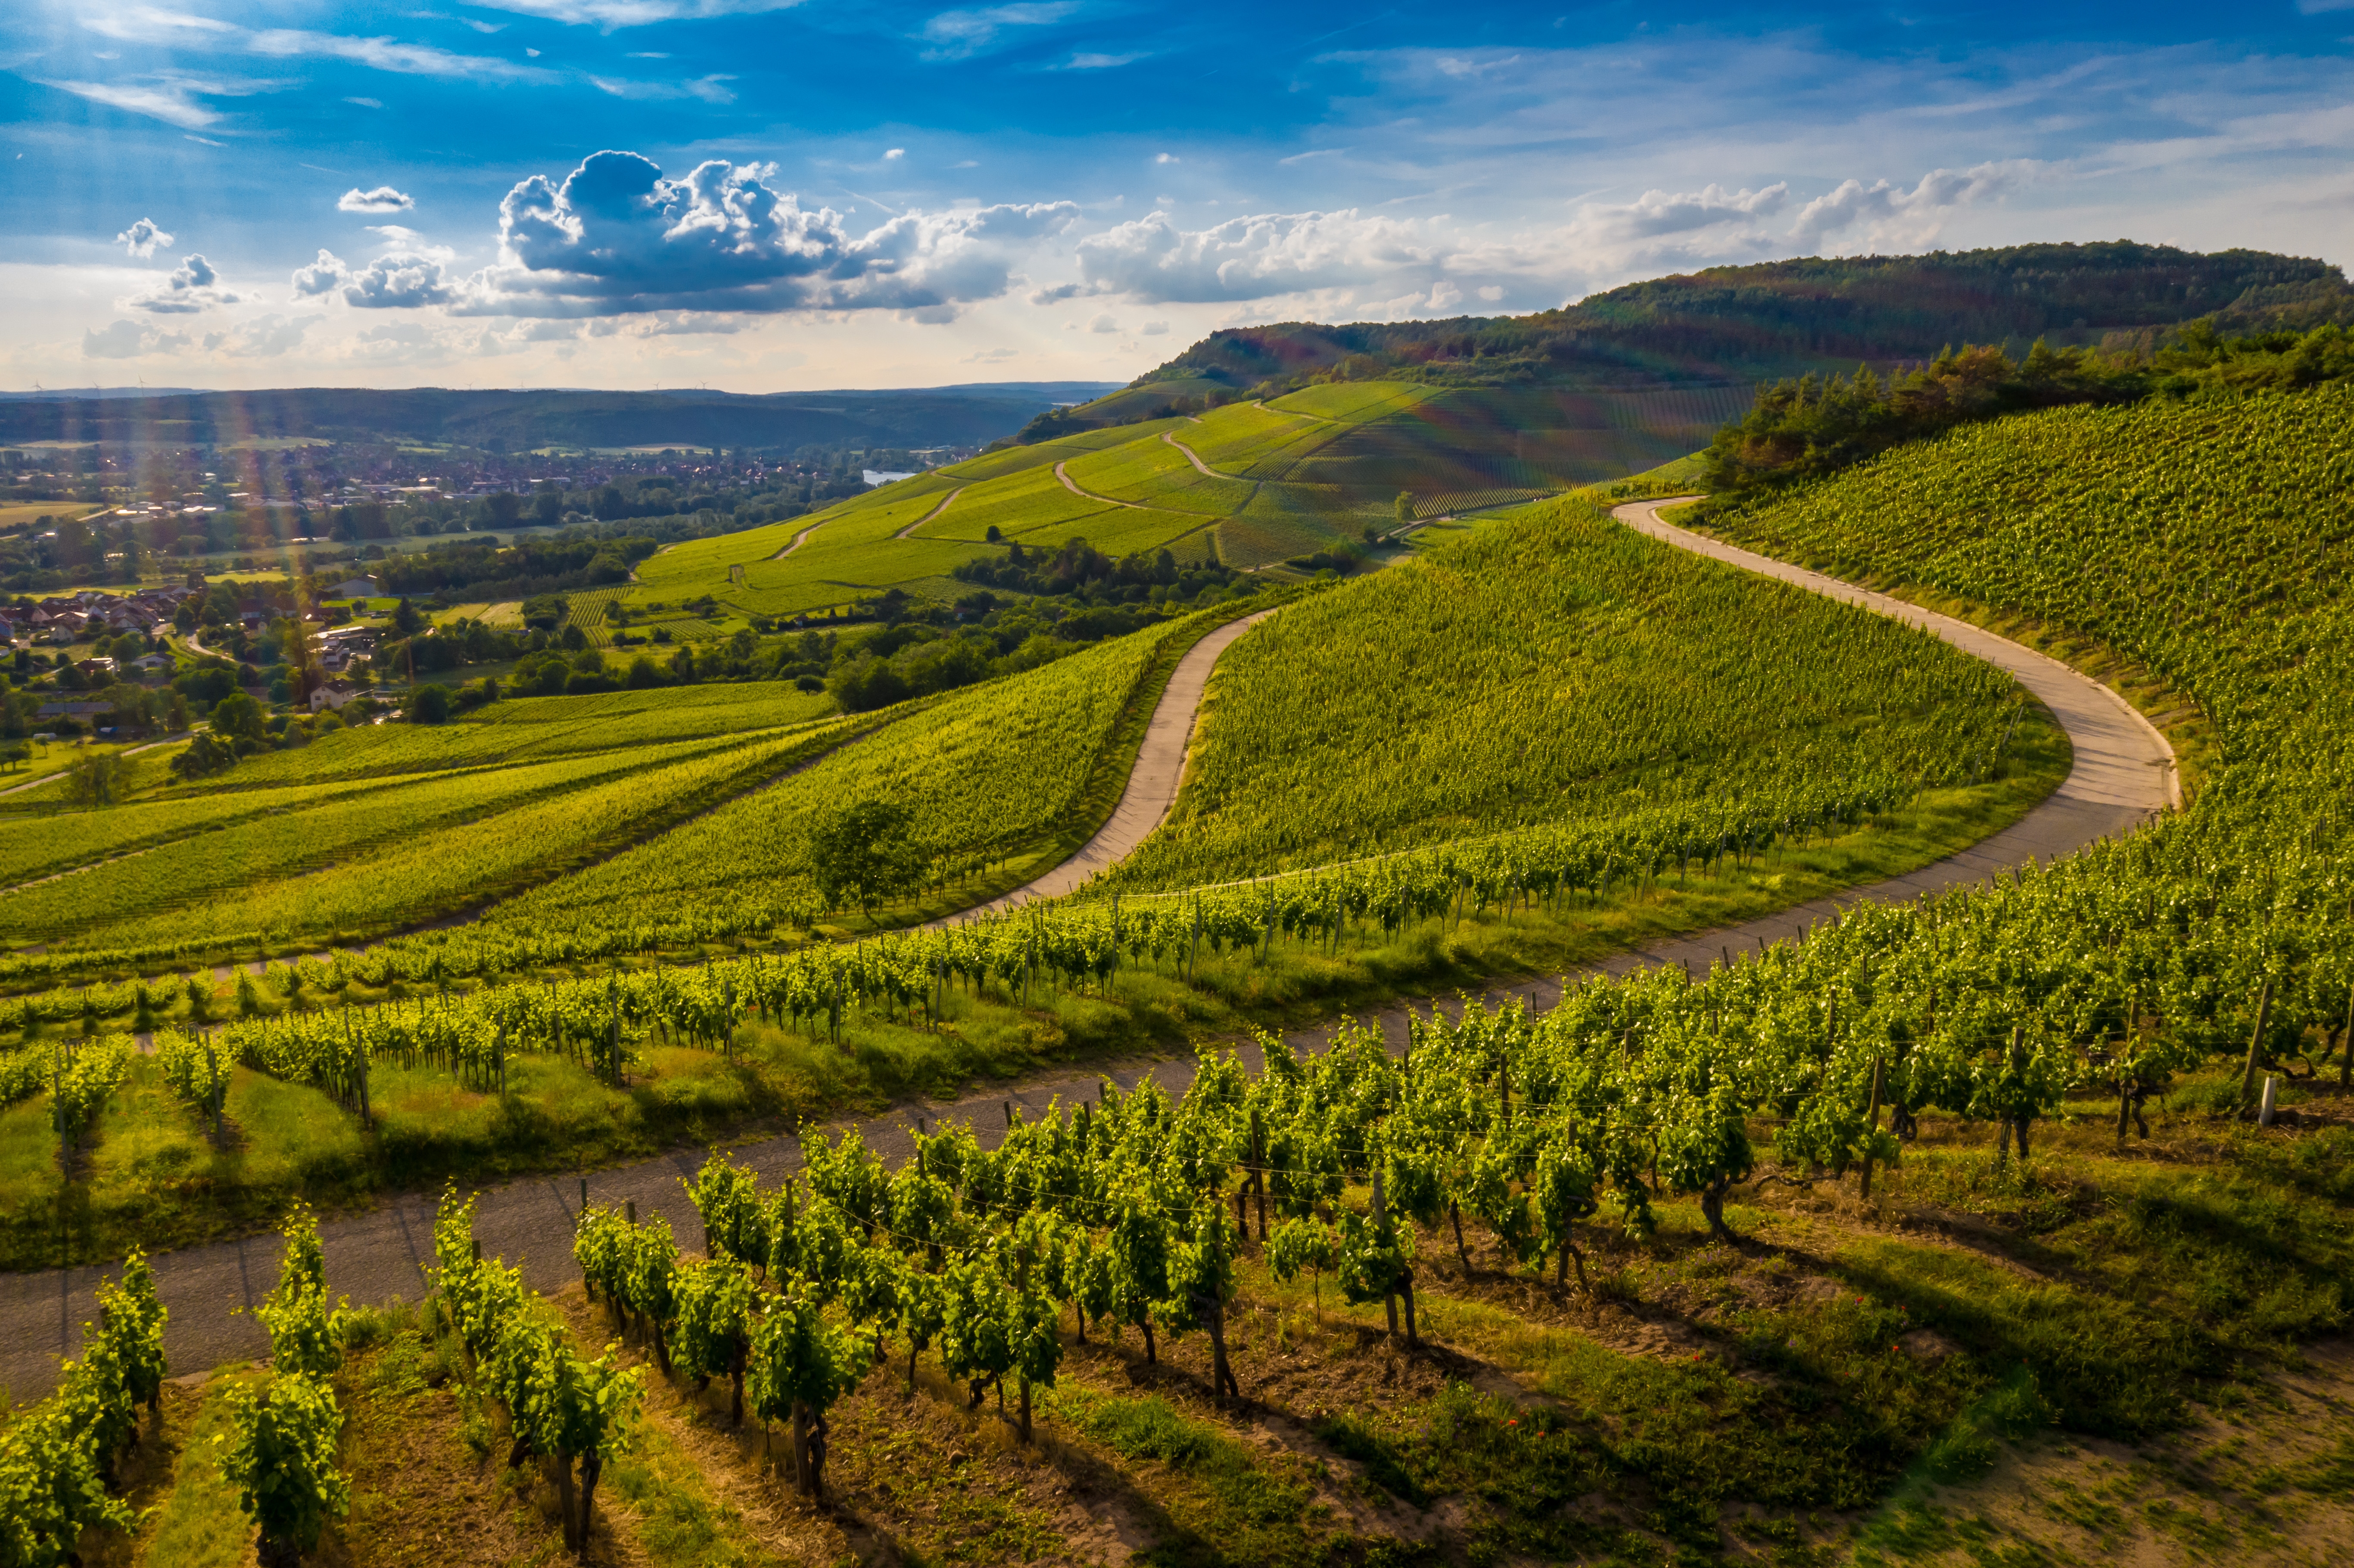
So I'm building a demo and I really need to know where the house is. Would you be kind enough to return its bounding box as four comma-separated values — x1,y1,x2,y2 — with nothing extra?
309,681,363,713
332,577,381,599
35,701,113,719
131,653,174,674
76,657,118,681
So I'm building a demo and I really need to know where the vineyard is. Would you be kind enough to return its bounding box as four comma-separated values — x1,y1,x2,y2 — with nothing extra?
1097,498,2051,894
7,375,2354,1562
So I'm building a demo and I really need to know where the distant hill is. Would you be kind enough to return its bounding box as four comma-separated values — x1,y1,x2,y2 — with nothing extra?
0,383,1120,452
1127,243,2354,400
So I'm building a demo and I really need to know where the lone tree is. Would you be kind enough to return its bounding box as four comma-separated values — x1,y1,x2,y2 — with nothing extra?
808,800,924,923
64,750,125,807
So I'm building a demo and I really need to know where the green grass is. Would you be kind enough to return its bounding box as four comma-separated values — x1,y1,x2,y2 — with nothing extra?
1046,1385,1325,1568
603,1408,793,1568
139,1372,265,1568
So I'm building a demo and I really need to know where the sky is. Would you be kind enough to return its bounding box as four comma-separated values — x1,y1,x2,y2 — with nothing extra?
3,1,2353,392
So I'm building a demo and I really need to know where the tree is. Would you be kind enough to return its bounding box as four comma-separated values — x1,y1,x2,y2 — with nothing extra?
63,750,125,807
807,800,924,923
222,1371,350,1568
169,731,236,782
1394,491,1414,525
210,690,268,753
409,684,454,724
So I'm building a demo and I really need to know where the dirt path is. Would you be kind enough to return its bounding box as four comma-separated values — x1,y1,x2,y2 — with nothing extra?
0,506,2180,1394
770,522,821,560
941,607,1280,920
1052,460,1149,510
1618,499,2180,812
1161,430,1234,479
894,485,966,540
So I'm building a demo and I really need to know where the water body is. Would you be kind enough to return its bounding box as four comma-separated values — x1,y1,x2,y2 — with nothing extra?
862,469,917,487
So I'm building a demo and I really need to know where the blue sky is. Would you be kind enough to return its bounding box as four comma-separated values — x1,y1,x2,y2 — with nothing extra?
4,0,2352,390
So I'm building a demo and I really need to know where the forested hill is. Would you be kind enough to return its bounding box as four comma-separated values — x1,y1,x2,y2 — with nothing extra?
0,382,1118,452
1133,242,2354,397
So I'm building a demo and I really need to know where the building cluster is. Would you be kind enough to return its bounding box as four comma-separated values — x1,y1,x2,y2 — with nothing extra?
0,584,192,647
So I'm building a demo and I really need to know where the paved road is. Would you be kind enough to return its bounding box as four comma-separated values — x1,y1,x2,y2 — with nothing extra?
0,504,2178,1395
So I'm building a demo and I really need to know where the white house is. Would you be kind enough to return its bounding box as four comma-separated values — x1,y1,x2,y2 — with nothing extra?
309,681,364,713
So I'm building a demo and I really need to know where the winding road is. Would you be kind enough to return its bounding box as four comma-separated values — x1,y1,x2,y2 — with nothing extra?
0,498,2177,1395
1052,459,1150,510
942,608,1280,921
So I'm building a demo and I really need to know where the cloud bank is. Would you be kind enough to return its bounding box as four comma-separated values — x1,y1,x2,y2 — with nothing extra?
338,186,416,213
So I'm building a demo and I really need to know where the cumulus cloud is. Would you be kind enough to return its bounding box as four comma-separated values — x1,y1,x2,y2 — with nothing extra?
1087,312,1119,333
426,149,1078,318
127,253,242,314
1077,208,1435,304
290,249,454,307
83,319,190,358
1787,165,2017,248
339,185,415,213
1028,281,1084,304
116,218,175,257
1140,320,1168,335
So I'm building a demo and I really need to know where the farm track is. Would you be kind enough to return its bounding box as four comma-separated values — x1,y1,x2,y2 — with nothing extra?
0,731,190,799
934,606,1282,922
892,485,965,539
772,522,820,559
1051,459,1149,510
0,498,2180,1391
1161,429,1242,482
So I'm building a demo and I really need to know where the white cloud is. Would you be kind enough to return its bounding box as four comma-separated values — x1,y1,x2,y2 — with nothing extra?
1087,311,1119,332
919,3,1079,60
428,149,1078,318
344,96,383,107
1427,280,1463,311
339,185,415,213
884,147,906,160
1077,208,1435,304
1028,281,1084,304
1787,165,2018,249
288,248,454,306
589,73,736,102
116,218,175,258
40,78,223,130
1477,284,1504,302
81,11,538,81
1154,152,1179,165
460,0,807,24
126,253,241,314
83,319,190,358
1066,52,1143,69
964,345,1020,362
1140,320,1168,335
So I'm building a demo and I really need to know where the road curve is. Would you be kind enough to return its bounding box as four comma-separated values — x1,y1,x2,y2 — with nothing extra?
947,607,1279,920
1052,459,1149,510
1162,430,1233,479
0,505,2180,1393
894,485,965,541
1617,499,2180,813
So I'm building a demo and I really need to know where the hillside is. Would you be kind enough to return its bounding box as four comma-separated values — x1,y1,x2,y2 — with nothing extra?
0,382,1118,454
1125,242,2353,399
